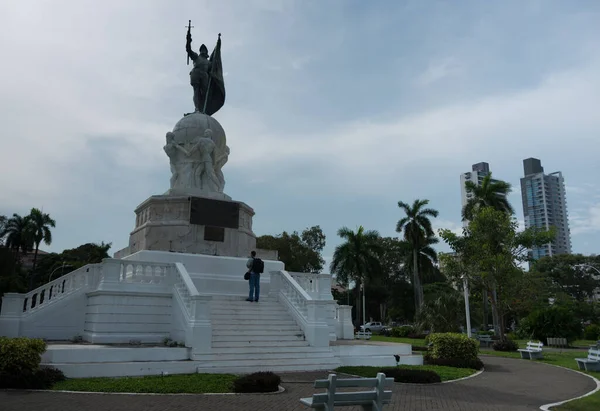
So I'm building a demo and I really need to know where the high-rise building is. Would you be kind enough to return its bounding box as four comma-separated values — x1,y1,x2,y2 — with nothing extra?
460,162,503,225
520,158,571,259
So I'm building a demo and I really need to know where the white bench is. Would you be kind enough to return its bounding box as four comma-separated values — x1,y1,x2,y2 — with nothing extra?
518,341,544,360
355,331,372,340
575,348,600,372
547,337,568,348
300,373,393,411
477,335,493,347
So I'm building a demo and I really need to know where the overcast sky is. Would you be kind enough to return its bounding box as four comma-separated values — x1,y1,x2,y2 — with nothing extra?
1,0,599,266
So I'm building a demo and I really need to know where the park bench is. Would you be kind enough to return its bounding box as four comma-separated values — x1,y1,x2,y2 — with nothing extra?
518,341,544,360
575,348,600,372
477,334,493,347
300,372,393,410
546,337,568,348
355,331,372,340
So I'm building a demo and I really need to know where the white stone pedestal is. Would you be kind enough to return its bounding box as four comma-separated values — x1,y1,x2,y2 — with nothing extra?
126,195,257,258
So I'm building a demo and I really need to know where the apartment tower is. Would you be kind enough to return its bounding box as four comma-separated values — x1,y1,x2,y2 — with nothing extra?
520,158,571,259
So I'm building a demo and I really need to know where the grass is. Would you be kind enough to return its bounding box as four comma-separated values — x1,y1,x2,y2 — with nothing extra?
336,365,477,382
52,373,238,393
371,335,429,346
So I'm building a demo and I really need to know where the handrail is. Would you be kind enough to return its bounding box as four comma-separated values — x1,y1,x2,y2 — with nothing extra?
174,262,199,296
281,270,313,301
22,263,102,314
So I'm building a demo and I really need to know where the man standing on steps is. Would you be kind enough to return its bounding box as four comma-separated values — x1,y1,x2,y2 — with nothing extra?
246,251,264,302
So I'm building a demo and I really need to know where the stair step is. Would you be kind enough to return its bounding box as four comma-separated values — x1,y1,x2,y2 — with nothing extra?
199,357,339,368
209,346,330,354
212,340,310,348
211,319,298,325
194,352,335,361
212,334,304,342
210,315,292,322
212,324,300,331
212,330,302,337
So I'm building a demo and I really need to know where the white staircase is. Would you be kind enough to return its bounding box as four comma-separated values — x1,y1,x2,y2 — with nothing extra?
195,296,340,373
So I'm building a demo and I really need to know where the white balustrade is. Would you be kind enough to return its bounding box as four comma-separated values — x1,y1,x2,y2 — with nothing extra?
118,260,172,284
20,264,103,315
335,305,355,340
271,270,330,347
289,272,334,300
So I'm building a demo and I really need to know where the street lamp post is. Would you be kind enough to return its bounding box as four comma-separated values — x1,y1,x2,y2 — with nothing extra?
462,275,472,338
362,283,366,326
48,262,72,282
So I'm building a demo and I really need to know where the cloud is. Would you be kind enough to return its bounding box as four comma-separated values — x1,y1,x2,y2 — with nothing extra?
571,203,600,235
416,58,463,86
1,0,599,259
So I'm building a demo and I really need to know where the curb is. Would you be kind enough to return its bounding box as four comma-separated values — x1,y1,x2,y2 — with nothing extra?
537,365,600,410
329,368,484,385
1,385,286,396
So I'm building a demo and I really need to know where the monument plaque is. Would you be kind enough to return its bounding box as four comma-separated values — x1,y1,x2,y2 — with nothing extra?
189,197,239,229
204,226,225,242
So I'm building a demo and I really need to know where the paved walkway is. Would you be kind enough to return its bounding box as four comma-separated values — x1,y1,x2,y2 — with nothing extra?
0,356,596,410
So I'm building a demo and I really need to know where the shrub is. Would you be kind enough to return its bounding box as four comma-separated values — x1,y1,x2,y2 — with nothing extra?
492,338,519,352
584,324,600,341
0,337,47,375
407,333,428,339
477,331,494,336
412,345,430,352
232,371,281,393
426,333,479,361
0,366,65,389
391,326,415,338
424,354,484,370
379,367,441,384
518,306,582,344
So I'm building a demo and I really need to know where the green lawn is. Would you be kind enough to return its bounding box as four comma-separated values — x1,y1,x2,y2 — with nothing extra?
371,335,428,346
336,365,477,382
53,373,238,393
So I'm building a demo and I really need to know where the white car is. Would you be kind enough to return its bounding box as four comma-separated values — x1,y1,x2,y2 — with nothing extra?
359,322,384,333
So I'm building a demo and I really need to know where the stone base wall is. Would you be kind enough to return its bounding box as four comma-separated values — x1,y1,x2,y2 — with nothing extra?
128,195,257,258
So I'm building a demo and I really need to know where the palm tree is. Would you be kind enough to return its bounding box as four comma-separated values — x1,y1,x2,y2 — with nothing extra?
330,226,383,325
461,173,514,336
462,173,514,222
1,214,34,260
0,215,6,246
396,199,439,311
400,234,439,292
28,208,56,271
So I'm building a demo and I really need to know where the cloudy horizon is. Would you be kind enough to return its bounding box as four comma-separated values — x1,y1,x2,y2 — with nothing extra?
1,0,599,268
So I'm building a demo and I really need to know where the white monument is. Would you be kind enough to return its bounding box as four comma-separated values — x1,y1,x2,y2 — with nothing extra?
117,33,264,260
0,26,422,378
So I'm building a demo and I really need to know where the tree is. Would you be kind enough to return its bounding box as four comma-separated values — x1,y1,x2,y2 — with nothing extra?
1,214,33,260
0,215,7,246
416,290,464,333
256,226,326,273
440,207,555,339
462,173,514,222
27,208,56,272
532,254,600,302
396,199,439,311
461,172,515,332
30,242,112,290
330,226,383,325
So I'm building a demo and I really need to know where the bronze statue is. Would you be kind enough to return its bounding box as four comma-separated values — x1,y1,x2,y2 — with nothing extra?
186,22,225,116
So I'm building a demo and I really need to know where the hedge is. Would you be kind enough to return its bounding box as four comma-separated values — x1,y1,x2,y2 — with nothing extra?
426,333,479,361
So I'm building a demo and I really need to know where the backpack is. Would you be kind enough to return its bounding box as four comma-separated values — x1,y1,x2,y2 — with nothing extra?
252,258,264,274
